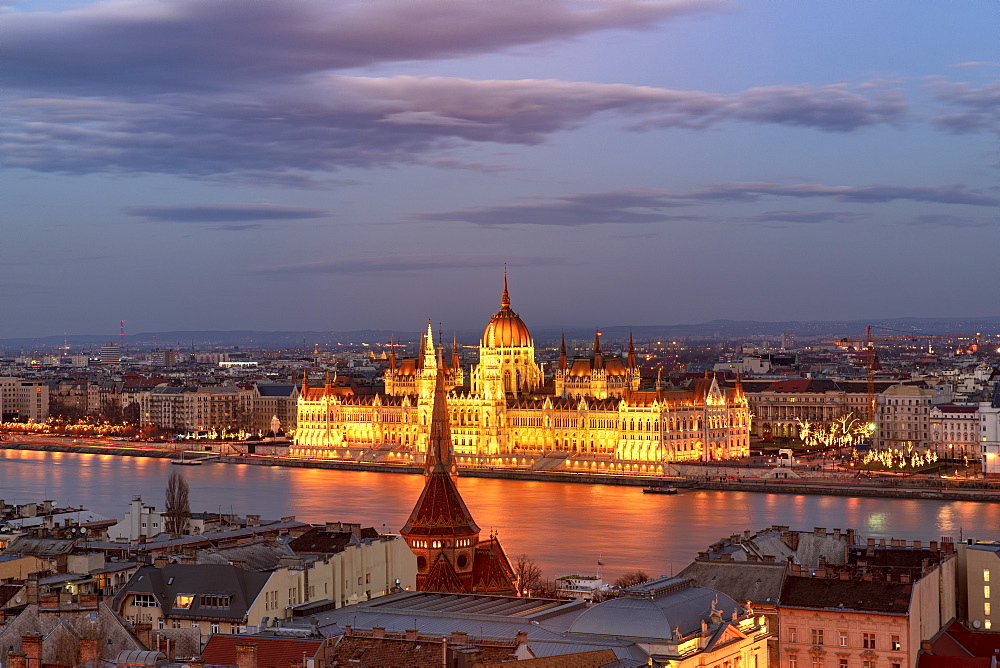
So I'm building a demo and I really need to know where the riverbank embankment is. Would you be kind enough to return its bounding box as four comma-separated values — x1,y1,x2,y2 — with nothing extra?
6,439,1000,501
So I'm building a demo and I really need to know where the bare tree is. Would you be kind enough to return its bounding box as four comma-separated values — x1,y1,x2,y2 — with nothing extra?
164,471,191,535
512,554,543,593
613,570,650,589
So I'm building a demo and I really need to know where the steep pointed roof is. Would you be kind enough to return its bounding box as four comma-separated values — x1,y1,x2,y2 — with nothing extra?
421,553,469,593
423,358,457,479
401,364,479,539
471,535,517,594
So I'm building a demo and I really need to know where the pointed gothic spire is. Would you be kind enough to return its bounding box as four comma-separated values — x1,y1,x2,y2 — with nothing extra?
424,359,458,480
501,265,510,309
593,329,603,369
388,335,397,370
559,332,567,371
325,370,333,391
422,320,438,371
301,368,309,391
451,333,460,370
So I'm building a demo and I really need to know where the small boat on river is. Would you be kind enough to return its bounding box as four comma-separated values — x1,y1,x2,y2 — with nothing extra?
642,485,678,494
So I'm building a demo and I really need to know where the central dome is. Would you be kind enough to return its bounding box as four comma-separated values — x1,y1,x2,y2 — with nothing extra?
482,275,532,348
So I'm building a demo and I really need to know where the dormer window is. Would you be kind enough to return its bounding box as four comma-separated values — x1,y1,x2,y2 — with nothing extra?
173,594,195,609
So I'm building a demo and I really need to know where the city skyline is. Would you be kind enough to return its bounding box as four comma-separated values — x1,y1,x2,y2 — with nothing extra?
2,0,998,338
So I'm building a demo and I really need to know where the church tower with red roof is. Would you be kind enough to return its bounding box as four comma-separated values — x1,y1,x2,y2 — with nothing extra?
400,357,517,594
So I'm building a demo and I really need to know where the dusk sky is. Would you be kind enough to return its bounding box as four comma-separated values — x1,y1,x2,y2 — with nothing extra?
3,0,998,339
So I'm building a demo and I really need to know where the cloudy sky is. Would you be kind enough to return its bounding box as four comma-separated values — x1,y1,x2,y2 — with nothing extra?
3,0,997,338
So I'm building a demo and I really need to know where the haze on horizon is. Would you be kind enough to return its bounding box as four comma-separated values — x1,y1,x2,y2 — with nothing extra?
2,1,997,339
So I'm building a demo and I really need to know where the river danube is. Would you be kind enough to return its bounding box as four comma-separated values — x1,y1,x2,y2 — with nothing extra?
2,450,998,580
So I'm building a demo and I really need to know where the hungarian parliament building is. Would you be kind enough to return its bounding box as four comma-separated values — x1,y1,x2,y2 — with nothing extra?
292,279,751,472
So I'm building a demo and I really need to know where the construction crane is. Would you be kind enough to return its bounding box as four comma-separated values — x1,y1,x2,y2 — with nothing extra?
836,325,972,424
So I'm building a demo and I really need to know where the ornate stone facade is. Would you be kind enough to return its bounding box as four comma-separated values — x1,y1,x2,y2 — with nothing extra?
293,278,751,471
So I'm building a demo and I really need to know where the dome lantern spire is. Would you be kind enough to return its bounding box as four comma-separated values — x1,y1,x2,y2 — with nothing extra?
501,265,510,309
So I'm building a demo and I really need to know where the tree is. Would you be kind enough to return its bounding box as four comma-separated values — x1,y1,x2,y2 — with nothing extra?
512,554,543,593
164,471,191,535
613,570,650,589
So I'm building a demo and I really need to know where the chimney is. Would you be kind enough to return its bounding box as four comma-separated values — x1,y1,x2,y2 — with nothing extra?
40,594,59,610
153,556,168,569
814,527,825,536
79,593,99,609
187,660,205,668
79,636,101,665
405,629,418,641
9,653,26,668
900,574,911,583
930,541,938,551
847,529,856,544
450,632,469,645
26,574,40,605
515,631,528,644
913,540,921,549
867,538,875,547
22,634,42,668
134,623,152,649
235,643,258,668
288,660,303,668
372,627,385,638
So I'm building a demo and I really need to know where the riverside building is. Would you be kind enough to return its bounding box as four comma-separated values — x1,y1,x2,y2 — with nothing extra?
293,277,751,472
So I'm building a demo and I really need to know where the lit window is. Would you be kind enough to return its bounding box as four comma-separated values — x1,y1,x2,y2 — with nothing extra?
987,602,992,615
173,594,195,609
986,585,992,599
987,620,993,630
891,635,901,651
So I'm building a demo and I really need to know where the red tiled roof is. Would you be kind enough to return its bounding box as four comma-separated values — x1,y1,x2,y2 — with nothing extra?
401,470,480,538
470,536,517,595
200,635,323,668
421,553,468,594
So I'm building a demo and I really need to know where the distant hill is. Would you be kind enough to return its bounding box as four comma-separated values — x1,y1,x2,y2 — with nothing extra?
2,316,998,351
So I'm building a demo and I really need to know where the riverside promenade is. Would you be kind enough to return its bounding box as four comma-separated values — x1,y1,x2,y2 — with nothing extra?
5,435,1000,502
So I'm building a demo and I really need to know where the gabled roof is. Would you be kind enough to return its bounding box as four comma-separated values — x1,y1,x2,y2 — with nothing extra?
113,564,271,621
677,560,787,606
200,634,323,668
780,575,911,613
471,537,517,595
287,528,361,556
421,552,469,594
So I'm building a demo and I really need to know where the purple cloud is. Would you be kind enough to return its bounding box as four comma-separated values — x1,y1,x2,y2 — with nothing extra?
416,183,997,228
930,80,1000,134
908,214,997,228
123,203,329,224
0,77,909,181
252,254,557,276
1,0,725,93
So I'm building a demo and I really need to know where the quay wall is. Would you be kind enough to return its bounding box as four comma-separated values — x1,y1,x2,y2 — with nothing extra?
5,440,1000,501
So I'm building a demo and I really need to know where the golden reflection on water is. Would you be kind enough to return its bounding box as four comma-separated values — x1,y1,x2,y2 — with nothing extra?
5,450,1000,579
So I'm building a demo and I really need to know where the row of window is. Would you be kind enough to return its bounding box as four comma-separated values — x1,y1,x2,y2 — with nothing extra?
788,628,901,651
788,658,900,668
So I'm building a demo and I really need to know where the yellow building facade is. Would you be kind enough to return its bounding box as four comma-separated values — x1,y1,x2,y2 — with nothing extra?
293,280,751,471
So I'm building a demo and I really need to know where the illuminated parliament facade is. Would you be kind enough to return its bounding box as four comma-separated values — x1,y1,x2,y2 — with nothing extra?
293,278,751,472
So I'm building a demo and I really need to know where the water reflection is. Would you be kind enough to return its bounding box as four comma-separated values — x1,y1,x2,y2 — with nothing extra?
4,450,1000,579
